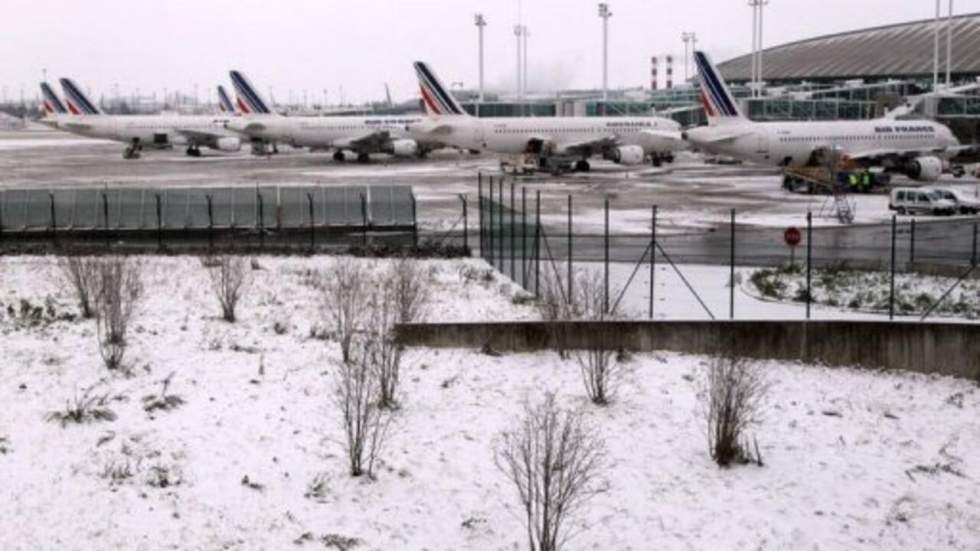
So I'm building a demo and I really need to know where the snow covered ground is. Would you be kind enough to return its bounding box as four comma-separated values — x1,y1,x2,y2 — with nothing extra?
1,255,978,550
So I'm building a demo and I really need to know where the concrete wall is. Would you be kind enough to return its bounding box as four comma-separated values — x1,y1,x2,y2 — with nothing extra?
396,321,980,380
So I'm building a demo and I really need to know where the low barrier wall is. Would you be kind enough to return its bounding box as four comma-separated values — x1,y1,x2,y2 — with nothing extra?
395,320,980,380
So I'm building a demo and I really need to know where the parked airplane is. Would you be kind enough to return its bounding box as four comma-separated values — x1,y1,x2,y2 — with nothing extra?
38,82,70,128
53,77,242,159
408,61,686,174
684,51,967,181
217,85,238,114
224,70,433,162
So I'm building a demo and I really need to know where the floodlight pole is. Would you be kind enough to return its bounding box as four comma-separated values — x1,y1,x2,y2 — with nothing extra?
946,0,954,86
749,0,758,97
475,14,486,117
514,25,523,102
523,26,530,116
934,0,941,90
599,3,613,102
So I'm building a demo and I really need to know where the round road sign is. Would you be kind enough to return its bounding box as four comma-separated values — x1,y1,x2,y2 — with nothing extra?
784,227,802,248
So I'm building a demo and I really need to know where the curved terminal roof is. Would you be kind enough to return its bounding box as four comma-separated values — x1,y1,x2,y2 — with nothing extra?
717,13,980,83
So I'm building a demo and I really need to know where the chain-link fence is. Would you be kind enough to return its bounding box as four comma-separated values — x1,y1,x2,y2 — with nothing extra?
477,176,980,322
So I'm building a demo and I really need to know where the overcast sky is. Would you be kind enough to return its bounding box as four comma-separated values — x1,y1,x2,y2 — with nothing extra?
2,0,977,104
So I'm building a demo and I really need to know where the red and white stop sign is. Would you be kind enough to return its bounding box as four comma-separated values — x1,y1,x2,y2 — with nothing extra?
784,227,802,248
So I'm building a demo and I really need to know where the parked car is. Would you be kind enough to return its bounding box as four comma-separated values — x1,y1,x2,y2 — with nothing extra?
925,187,980,214
888,188,958,216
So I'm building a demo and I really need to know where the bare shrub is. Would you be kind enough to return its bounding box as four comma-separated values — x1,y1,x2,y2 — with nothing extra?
321,258,369,364
536,270,574,359
572,270,623,406
699,354,769,467
205,255,249,322
58,256,101,319
95,257,144,372
141,372,185,414
494,393,607,551
334,340,391,478
363,282,403,409
46,388,117,427
387,257,431,324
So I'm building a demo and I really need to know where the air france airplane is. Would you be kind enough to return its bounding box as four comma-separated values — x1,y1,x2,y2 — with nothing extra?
38,82,70,129
224,70,433,162
407,61,686,174
217,85,238,115
683,51,966,181
53,78,242,159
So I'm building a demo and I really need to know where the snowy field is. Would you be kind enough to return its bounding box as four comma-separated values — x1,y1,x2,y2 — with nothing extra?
1,255,979,550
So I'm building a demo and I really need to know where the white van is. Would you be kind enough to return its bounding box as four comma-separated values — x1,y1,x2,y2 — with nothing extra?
888,188,957,216
925,187,980,214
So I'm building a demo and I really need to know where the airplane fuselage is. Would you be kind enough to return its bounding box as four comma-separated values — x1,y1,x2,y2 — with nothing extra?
59,115,238,148
685,119,959,167
227,116,425,153
411,116,684,158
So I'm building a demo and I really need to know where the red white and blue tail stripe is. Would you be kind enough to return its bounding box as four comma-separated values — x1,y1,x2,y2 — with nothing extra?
693,51,744,125
40,82,69,115
413,62,467,117
59,78,102,115
217,85,237,114
229,70,273,115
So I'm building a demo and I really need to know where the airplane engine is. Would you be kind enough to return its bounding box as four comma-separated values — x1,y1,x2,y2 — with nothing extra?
215,136,242,152
390,139,419,158
609,145,645,166
906,156,943,182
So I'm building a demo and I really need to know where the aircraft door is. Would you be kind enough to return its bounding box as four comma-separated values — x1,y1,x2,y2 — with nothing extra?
754,129,770,162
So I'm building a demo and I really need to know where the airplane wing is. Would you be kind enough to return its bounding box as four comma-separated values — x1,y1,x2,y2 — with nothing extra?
552,134,618,156
176,127,236,146
333,130,391,152
847,145,969,163
62,121,95,132
693,128,752,143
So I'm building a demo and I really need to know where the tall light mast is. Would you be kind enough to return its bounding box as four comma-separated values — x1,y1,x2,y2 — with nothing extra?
475,13,486,116
598,3,613,102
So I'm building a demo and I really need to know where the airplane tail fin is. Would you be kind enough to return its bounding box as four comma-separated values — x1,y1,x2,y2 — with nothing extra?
413,62,468,117
40,82,68,115
217,85,237,114
59,77,102,115
693,51,745,125
229,70,275,116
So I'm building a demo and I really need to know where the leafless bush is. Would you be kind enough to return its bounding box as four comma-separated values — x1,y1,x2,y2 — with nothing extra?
46,387,117,427
58,256,101,319
572,271,623,406
321,258,369,364
537,270,574,359
141,372,185,414
494,393,607,551
387,257,431,324
333,340,392,478
699,354,769,467
363,283,403,409
95,256,144,372
206,255,249,322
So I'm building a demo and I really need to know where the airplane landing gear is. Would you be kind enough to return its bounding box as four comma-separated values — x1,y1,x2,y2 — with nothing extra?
333,150,346,162
185,145,202,157
123,139,142,160
574,160,591,172
356,153,371,164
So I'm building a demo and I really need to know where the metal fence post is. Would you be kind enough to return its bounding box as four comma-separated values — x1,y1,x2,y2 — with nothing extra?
568,194,573,304
730,208,735,320
604,197,610,316
498,178,504,271
462,194,468,253
889,214,897,321
806,211,813,320
363,192,371,248
522,187,527,287
257,191,265,251
49,193,57,245
510,183,515,279
307,192,316,251
535,190,541,297
155,193,163,250
909,218,916,265
488,177,495,267
102,192,110,249
650,205,657,319
972,223,978,266
207,194,214,253
477,177,483,258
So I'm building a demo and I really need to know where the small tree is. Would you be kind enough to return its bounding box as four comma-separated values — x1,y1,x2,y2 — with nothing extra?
58,255,101,318
572,270,623,406
321,258,368,364
206,255,249,322
700,354,768,467
95,256,144,371
388,257,431,325
364,280,403,409
334,339,391,478
536,270,574,360
495,393,607,551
